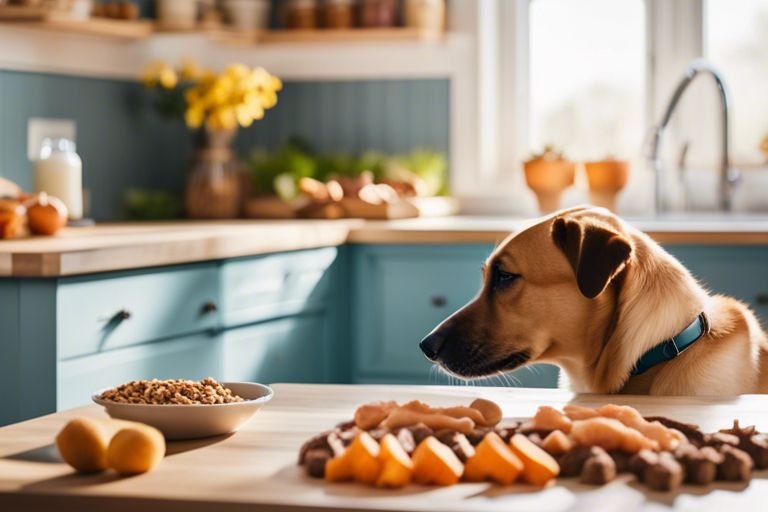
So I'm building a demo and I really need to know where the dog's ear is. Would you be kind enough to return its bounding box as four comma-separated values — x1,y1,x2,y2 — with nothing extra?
551,216,632,299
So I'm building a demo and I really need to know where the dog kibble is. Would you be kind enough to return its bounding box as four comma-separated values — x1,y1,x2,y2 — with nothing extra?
643,452,684,491
745,434,768,469
608,450,631,473
704,432,740,449
675,444,721,485
407,423,435,445
99,377,243,405
451,434,476,463
646,416,707,447
628,449,659,479
580,448,617,485
304,449,332,478
717,445,753,482
559,445,603,477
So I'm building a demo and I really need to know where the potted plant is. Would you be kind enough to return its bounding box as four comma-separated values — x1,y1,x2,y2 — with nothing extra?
584,158,629,212
141,60,282,218
523,145,576,213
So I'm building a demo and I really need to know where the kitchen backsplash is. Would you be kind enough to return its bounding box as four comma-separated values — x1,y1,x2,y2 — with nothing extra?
0,71,449,220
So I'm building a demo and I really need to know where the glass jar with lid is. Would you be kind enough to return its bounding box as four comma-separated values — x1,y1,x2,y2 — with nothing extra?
33,137,83,220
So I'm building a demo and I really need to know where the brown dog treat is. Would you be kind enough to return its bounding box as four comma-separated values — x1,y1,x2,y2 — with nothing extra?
337,427,359,446
494,425,518,443
643,452,684,491
559,445,604,477
719,419,758,438
580,450,617,485
434,429,460,446
704,432,740,449
675,444,722,485
628,449,659,479
354,401,398,430
451,434,476,463
469,398,504,427
744,434,768,469
396,428,416,455
304,448,332,478
526,432,544,447
335,420,356,431
466,427,493,446
717,445,753,482
608,450,631,473
645,416,706,447
407,423,435,445
298,431,333,464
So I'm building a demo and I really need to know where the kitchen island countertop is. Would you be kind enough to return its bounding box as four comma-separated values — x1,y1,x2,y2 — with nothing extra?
1,383,767,512
1,216,768,277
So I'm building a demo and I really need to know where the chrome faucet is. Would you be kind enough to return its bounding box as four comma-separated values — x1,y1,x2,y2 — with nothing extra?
649,59,739,213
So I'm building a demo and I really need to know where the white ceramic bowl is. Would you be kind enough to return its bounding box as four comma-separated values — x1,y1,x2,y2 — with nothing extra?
92,382,274,440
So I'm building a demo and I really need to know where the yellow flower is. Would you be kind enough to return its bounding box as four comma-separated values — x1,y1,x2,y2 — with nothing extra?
269,75,283,91
139,60,165,88
180,57,204,81
207,107,237,131
158,66,178,89
185,106,205,129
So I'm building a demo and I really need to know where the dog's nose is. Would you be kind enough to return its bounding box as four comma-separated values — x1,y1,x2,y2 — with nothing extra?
419,331,446,361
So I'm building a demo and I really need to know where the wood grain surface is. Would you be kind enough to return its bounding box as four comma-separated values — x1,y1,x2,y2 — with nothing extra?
1,384,767,512
0,217,767,276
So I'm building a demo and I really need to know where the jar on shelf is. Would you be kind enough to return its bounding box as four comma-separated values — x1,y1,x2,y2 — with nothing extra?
321,0,353,29
358,0,398,28
282,0,318,29
156,0,198,31
33,137,83,221
404,0,444,33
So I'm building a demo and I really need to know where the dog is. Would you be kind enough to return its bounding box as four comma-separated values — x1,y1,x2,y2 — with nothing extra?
420,206,768,396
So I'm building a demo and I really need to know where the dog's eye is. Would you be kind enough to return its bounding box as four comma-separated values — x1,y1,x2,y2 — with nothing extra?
493,265,520,289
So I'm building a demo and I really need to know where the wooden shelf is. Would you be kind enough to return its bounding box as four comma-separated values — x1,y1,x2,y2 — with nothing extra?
21,17,154,40
0,4,48,20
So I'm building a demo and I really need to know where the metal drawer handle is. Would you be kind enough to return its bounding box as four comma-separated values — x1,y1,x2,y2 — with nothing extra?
115,309,131,321
201,301,218,314
756,294,768,305
430,295,447,308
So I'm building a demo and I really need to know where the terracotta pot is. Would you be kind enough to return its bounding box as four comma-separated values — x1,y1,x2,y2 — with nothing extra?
185,129,243,219
584,159,629,212
523,158,576,213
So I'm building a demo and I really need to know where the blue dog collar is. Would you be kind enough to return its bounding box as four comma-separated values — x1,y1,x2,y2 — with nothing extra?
630,313,708,377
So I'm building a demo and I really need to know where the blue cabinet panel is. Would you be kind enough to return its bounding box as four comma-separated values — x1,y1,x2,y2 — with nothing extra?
666,245,768,325
57,264,220,360
220,248,337,327
57,332,221,410
351,244,560,388
221,314,328,384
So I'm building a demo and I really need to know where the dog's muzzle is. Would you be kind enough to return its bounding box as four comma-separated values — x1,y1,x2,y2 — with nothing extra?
419,331,446,361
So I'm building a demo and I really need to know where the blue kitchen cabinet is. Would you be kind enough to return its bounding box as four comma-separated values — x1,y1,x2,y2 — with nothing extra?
666,245,768,325
57,332,222,410
350,244,560,387
221,314,330,384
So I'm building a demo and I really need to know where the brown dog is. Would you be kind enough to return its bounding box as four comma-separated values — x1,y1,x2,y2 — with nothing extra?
420,207,768,395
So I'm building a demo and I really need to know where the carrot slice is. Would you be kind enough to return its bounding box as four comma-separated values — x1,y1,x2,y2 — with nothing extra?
412,436,464,486
463,432,523,485
376,434,414,488
508,433,560,486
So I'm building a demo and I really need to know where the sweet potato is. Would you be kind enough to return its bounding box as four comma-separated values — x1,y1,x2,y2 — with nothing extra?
325,432,381,484
376,434,413,488
541,430,574,456
508,433,560,486
463,432,523,485
412,436,464,486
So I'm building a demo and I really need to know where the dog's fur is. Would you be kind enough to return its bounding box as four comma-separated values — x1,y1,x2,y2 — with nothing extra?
422,207,768,395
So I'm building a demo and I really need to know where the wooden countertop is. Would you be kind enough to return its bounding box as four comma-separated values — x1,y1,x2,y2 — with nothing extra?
1,384,767,512
1,216,768,277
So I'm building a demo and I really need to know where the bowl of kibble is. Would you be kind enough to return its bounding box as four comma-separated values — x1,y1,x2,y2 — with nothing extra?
92,378,273,440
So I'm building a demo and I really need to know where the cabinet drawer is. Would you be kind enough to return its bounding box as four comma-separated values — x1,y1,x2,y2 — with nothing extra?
220,248,337,327
57,332,221,410
57,264,219,360
666,245,768,324
221,314,328,384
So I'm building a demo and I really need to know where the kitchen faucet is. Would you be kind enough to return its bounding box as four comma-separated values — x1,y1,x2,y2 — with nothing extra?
649,59,739,213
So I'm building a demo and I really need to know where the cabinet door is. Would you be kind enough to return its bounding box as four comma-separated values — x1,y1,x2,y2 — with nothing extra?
221,314,328,384
352,244,559,387
666,245,768,324
57,332,221,410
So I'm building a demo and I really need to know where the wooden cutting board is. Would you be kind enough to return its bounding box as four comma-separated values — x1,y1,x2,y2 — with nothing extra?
1,384,767,511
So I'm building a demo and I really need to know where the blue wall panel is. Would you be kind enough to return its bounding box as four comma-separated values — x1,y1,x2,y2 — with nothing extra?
0,71,450,220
